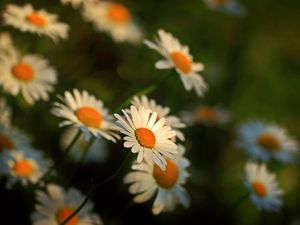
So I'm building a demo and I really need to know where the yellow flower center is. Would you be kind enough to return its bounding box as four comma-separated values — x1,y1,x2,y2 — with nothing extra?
0,133,14,152
26,12,47,27
135,128,156,148
13,160,35,177
75,106,103,128
107,3,131,24
170,51,192,74
196,107,217,123
153,159,179,189
251,181,267,198
257,133,280,151
57,207,79,225
12,63,34,82
214,0,229,6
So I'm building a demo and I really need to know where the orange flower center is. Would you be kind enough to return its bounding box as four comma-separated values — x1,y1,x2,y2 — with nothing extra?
12,63,34,82
107,3,131,24
170,51,192,74
26,12,47,27
0,133,14,152
135,128,156,148
153,159,179,189
76,106,103,128
257,133,280,151
251,181,267,198
57,207,79,225
215,0,229,6
13,160,35,177
196,107,217,123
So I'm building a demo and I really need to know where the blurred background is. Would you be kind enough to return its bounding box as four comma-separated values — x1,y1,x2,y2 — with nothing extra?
0,0,300,224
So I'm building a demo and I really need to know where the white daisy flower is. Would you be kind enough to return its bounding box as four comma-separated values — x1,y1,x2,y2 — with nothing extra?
0,125,31,153
51,89,120,142
124,145,190,215
0,48,57,105
0,32,15,56
83,1,143,44
0,98,12,127
0,148,50,188
3,4,69,43
60,127,108,163
144,29,207,96
238,121,299,164
31,184,103,225
204,0,247,16
244,161,284,212
131,95,186,141
114,105,177,170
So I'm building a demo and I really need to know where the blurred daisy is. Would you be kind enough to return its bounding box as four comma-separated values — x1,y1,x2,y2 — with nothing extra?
0,98,12,127
114,105,177,170
144,29,207,96
31,184,102,225
182,105,230,126
0,49,57,105
238,121,299,164
124,145,190,214
0,32,15,56
83,1,143,44
60,127,108,163
3,4,69,43
204,0,247,16
244,161,283,212
52,89,120,142
131,95,186,141
0,125,31,153
0,148,50,188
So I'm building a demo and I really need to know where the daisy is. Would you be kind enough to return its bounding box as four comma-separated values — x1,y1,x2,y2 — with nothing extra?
0,98,12,127
144,29,207,96
60,127,108,163
0,32,15,56
203,0,247,16
124,145,190,214
83,0,143,44
51,89,120,142
31,184,103,225
0,49,57,105
238,121,299,164
3,4,69,43
114,105,177,170
244,161,284,212
0,148,50,188
131,95,186,141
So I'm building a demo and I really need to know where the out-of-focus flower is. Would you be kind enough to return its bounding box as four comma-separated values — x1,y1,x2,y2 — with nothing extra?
131,95,186,141
203,0,247,16
3,4,69,43
31,184,103,225
238,121,299,164
0,98,12,127
124,145,190,214
0,32,15,56
52,89,120,142
114,105,177,170
244,161,284,212
0,49,57,105
0,148,50,188
182,105,230,126
144,29,207,97
83,1,143,44
60,127,108,163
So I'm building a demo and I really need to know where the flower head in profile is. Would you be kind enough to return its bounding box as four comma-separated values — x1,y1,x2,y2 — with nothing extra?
131,95,186,141
0,98,12,127
0,48,57,105
114,105,178,170
238,121,299,164
244,161,284,212
83,1,143,44
52,89,120,142
144,29,207,96
3,4,69,43
124,145,190,214
31,184,102,225
0,32,15,57
203,0,247,16
0,148,50,188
